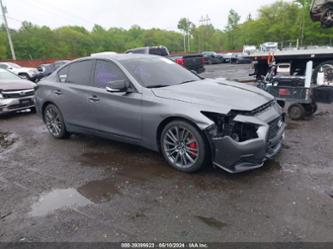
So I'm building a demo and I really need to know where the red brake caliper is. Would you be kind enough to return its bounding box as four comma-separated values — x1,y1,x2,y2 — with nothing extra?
189,140,198,157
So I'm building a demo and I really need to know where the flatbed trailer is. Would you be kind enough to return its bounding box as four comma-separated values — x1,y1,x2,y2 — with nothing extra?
249,48,333,83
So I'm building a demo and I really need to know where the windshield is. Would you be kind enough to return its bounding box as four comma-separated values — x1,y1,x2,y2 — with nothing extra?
0,69,21,80
120,57,201,88
6,63,21,69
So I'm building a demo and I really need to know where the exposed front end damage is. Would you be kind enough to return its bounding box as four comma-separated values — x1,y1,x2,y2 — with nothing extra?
203,100,285,173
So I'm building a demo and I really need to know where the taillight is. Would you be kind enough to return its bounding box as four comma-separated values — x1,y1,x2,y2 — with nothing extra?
176,58,184,65
279,88,290,96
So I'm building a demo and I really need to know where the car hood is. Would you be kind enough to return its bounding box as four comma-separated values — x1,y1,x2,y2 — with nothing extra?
152,78,273,112
0,80,36,91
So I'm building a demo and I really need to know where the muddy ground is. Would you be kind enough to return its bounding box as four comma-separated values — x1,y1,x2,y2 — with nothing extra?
0,64,332,242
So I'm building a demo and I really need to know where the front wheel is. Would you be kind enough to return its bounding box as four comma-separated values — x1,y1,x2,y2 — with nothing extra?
43,104,69,139
288,104,305,120
160,120,209,173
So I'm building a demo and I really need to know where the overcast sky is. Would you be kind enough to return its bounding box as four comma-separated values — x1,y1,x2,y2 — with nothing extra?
2,0,280,31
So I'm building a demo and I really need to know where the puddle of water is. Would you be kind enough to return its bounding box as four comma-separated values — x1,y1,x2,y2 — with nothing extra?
195,216,227,229
77,178,120,203
29,188,92,217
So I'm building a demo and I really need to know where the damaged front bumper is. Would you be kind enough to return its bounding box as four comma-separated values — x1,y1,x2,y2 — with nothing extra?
207,114,285,173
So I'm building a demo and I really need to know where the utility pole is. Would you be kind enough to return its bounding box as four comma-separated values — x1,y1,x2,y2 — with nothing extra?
187,18,191,52
199,15,211,51
0,0,16,60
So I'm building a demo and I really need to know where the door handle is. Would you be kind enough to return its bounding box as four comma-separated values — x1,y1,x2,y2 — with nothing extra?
53,89,62,95
88,95,100,102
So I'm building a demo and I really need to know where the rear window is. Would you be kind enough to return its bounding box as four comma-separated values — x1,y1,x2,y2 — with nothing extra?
149,48,169,56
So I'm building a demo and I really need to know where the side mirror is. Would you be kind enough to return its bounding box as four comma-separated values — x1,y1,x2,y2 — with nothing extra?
106,80,130,93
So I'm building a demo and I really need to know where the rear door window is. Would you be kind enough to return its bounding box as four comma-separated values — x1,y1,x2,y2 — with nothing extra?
66,60,95,86
94,60,127,88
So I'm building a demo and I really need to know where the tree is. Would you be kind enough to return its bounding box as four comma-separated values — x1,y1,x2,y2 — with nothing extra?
177,18,194,52
224,9,241,49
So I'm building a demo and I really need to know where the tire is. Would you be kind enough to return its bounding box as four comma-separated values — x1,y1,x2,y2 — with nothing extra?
43,104,70,139
288,104,305,120
303,103,318,116
321,7,333,28
160,120,209,173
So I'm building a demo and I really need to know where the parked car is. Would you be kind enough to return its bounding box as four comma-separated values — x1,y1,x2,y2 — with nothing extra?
231,53,252,64
201,51,223,64
36,60,70,81
126,46,205,74
0,68,36,114
0,62,39,82
220,53,232,63
35,54,285,173
310,0,333,28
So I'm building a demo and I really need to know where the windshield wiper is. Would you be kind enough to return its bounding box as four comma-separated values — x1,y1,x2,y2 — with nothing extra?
146,85,170,88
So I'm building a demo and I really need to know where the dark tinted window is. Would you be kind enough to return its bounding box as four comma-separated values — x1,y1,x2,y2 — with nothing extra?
0,64,8,69
94,60,127,88
67,60,94,86
120,57,200,88
149,48,169,56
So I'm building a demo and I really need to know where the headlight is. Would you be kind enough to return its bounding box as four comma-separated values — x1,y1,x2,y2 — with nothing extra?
202,111,258,142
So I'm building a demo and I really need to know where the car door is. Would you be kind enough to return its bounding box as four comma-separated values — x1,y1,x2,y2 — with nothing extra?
88,59,142,143
53,59,97,130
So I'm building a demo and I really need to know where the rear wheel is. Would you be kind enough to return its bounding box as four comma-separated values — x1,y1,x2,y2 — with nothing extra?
288,104,305,120
160,120,209,173
43,104,69,139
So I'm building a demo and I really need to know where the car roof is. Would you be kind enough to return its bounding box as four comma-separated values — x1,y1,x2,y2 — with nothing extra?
81,53,161,62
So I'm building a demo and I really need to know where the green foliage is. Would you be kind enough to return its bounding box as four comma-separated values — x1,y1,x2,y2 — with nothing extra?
1,0,333,59
232,0,333,49
1,23,183,60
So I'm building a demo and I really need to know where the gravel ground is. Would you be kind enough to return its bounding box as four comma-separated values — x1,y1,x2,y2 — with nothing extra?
0,64,332,242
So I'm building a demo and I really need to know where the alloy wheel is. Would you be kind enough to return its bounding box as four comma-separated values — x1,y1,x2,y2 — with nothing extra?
45,106,63,137
162,125,200,169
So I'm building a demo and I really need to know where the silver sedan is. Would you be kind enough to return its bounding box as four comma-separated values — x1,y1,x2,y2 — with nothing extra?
35,54,285,173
